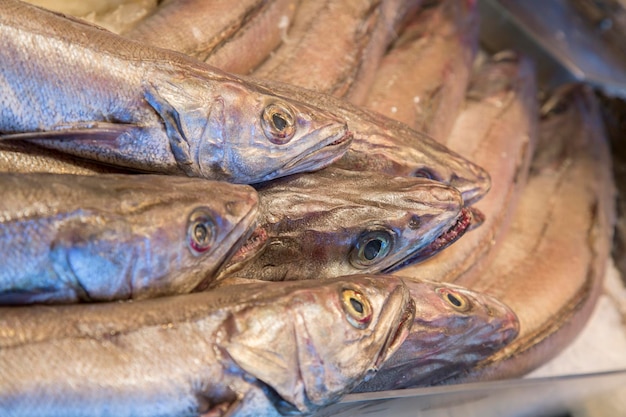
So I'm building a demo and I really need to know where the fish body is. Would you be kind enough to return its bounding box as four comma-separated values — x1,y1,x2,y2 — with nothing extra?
0,275,415,416
248,77,491,205
364,0,479,141
0,141,122,174
398,52,538,281
353,276,519,391
0,0,351,183
217,167,471,282
0,173,259,304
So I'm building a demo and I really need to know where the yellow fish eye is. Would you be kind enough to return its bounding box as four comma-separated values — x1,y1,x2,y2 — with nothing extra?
341,288,372,329
261,102,296,144
436,287,470,312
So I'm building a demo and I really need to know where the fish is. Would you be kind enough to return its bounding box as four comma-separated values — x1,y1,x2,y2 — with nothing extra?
0,0,352,184
0,275,415,416
23,0,159,34
0,173,259,304
213,167,474,283
443,85,615,383
253,0,424,105
0,141,123,175
126,0,299,75
352,276,519,392
364,0,479,141
248,76,492,205
397,52,538,282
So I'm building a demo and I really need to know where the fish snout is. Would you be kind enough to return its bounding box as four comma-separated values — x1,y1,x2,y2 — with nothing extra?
450,161,492,206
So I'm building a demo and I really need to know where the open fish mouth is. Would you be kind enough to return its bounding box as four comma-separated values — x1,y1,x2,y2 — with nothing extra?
225,226,269,266
280,129,353,174
192,211,263,292
375,297,416,369
384,207,481,273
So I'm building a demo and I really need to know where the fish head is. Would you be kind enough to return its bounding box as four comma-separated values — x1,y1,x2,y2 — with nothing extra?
357,277,520,390
231,169,467,280
243,76,490,204
185,79,352,183
113,176,259,297
340,118,492,206
224,276,415,413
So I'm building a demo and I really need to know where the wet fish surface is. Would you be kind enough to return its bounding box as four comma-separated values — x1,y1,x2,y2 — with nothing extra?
0,141,124,175
0,0,352,184
253,0,423,105
248,77,491,205
444,85,615,383
0,173,259,304
364,0,479,141
353,276,519,392
398,52,538,282
0,275,415,417
127,0,299,75
216,167,473,282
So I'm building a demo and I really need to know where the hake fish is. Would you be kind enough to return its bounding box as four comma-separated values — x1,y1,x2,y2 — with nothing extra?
215,167,474,282
0,0,352,184
444,85,615,382
0,275,415,417
0,173,259,304
0,141,123,175
248,77,491,205
364,0,479,142
126,0,299,75
398,53,538,282
253,0,418,105
353,276,519,392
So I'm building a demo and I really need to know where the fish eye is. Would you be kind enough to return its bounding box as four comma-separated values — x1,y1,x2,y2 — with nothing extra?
436,288,471,312
187,208,217,255
261,102,296,144
350,230,393,268
412,168,435,180
341,288,372,329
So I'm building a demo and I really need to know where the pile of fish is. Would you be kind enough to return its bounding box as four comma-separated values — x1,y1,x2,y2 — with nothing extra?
0,0,617,416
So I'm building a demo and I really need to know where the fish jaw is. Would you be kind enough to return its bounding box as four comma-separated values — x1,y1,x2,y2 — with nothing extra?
293,277,415,410
270,127,353,182
384,206,477,273
353,279,520,391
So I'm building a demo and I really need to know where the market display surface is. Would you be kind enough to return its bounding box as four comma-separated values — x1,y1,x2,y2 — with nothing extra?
0,0,622,416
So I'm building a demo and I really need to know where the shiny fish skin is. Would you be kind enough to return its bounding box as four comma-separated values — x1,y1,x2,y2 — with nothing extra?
398,53,538,282
248,76,491,205
252,0,425,104
0,173,259,304
217,167,468,282
0,141,124,175
444,85,615,383
126,0,299,74
0,275,415,417
364,0,478,141
0,0,351,184
353,276,519,392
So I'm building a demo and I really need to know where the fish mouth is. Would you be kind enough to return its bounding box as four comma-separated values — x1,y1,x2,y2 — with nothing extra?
375,297,416,369
384,207,481,273
280,128,353,175
192,209,262,292
225,226,269,267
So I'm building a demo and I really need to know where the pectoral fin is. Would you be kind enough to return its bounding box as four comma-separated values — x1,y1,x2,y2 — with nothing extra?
0,123,133,142
49,223,133,302
143,82,200,176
